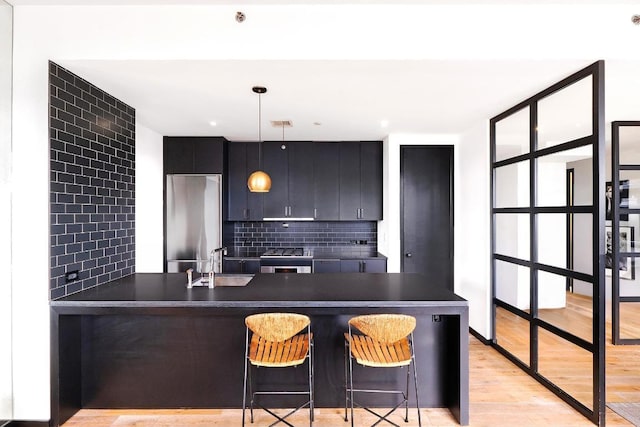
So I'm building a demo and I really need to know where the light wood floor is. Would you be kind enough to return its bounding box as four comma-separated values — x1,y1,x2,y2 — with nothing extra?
62,295,640,426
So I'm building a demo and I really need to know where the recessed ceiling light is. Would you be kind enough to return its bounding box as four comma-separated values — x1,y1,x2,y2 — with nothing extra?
380,120,389,128
209,121,217,127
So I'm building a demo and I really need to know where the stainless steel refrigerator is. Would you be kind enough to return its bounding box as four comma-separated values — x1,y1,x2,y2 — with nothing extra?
165,174,222,274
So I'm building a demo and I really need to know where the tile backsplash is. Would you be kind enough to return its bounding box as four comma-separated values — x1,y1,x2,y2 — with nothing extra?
232,221,377,257
49,61,136,299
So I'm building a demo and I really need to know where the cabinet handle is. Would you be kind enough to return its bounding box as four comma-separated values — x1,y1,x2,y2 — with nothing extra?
288,206,292,216
362,260,366,272
314,208,317,219
244,208,248,220
360,208,364,219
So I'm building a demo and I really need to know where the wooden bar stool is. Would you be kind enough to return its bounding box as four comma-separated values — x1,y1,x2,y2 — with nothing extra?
242,312,314,426
344,314,421,427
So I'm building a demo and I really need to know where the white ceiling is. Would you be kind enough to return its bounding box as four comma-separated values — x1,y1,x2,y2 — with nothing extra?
62,59,604,141
9,1,640,142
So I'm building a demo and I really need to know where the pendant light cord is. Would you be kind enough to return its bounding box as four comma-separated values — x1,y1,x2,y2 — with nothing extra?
258,92,262,168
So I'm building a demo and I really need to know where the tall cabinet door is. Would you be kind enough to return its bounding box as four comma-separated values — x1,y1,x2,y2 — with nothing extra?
339,142,361,220
262,142,289,218
359,141,382,220
227,142,247,220
313,143,340,220
228,142,263,221
288,142,314,218
245,142,264,220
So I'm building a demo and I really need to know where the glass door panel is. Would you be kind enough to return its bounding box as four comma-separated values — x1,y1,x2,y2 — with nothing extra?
495,106,530,163
495,260,530,309
618,126,640,164
495,161,530,208
537,270,593,343
619,302,640,340
495,306,530,367
538,328,593,409
495,214,530,260
536,147,593,207
537,76,593,150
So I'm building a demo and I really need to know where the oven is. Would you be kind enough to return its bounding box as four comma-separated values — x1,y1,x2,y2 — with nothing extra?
260,248,312,273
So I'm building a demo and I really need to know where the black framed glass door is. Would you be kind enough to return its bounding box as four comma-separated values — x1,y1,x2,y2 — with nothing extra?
490,61,605,425
611,121,640,345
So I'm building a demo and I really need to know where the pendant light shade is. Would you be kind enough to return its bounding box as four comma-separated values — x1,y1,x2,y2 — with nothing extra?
247,170,272,192
248,86,271,193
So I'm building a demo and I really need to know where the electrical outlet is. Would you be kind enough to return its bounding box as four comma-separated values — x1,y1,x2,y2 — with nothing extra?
65,270,79,283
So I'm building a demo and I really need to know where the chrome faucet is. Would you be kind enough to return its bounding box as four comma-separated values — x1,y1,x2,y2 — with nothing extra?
208,247,227,288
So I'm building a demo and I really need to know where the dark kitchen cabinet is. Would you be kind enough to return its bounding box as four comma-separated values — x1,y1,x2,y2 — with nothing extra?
226,140,382,222
312,259,341,273
263,141,314,218
313,143,340,220
163,137,224,174
224,258,260,274
227,142,263,221
340,258,386,273
339,142,382,220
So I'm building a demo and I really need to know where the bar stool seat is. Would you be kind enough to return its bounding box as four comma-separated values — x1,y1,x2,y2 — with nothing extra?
242,312,314,426
344,314,421,427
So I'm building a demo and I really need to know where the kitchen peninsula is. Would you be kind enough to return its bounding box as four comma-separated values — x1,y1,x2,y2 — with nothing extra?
50,273,469,426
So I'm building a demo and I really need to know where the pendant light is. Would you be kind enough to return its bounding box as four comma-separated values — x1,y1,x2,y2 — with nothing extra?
247,86,272,192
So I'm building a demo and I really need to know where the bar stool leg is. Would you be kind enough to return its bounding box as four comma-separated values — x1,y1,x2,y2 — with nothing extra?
348,338,355,427
344,339,349,422
411,335,422,427
309,338,314,426
242,329,249,427
405,363,410,422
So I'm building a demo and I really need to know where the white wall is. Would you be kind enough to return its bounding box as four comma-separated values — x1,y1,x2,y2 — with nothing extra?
12,7,51,420
0,1,13,419
135,123,164,273
458,122,491,338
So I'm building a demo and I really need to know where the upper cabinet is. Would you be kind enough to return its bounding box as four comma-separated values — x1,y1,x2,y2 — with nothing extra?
339,142,383,220
227,141,263,221
313,143,340,220
263,141,315,219
226,140,382,221
163,136,225,174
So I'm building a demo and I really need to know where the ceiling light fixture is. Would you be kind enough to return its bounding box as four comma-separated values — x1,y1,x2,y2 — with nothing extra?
247,86,272,193
633,14,640,25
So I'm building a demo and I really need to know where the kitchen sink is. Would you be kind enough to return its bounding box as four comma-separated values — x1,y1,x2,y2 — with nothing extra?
213,274,254,287
188,274,254,288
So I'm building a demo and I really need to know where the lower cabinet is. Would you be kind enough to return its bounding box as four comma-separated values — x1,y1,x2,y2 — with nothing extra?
340,259,387,273
224,259,260,274
314,259,387,273
312,259,341,273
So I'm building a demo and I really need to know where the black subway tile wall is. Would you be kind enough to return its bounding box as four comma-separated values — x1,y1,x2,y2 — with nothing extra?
49,61,135,299
232,221,377,257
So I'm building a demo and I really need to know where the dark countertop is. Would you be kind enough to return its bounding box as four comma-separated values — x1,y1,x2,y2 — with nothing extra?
50,272,466,310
